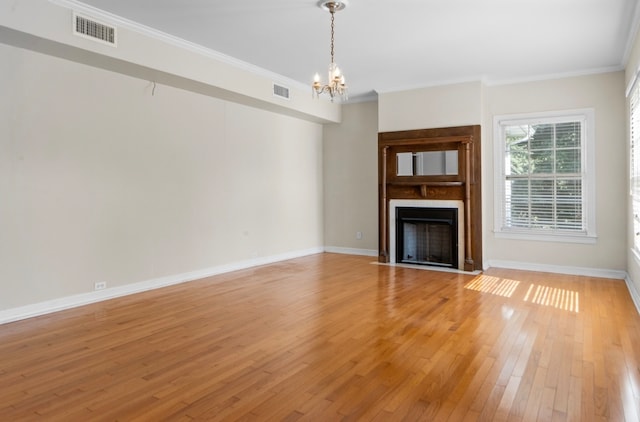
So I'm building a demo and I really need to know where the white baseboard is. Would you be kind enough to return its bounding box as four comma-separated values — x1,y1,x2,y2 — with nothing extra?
485,259,627,280
5,250,637,325
625,275,640,316
323,246,378,257
486,259,640,316
0,247,323,325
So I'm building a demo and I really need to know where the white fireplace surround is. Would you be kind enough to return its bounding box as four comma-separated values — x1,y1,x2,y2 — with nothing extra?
389,199,465,269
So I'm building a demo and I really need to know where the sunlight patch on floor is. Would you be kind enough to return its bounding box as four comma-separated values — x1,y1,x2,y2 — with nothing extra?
464,275,520,298
524,284,580,313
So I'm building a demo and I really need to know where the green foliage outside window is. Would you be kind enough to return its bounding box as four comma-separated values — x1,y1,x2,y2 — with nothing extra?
503,121,583,231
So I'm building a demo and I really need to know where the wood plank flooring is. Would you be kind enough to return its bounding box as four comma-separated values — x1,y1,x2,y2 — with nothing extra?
1,253,640,421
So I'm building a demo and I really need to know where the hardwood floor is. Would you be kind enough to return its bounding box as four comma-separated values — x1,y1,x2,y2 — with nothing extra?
1,253,639,421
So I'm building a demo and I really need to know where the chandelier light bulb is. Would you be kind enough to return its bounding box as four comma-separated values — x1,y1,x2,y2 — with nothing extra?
329,63,340,82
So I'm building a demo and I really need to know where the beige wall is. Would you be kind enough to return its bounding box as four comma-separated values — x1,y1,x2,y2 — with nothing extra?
0,44,324,310
0,0,340,124
323,101,379,254
378,81,483,132
484,72,626,271
2,0,635,315
375,74,627,273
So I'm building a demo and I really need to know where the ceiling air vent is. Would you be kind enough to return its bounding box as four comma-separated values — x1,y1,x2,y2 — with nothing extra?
273,83,290,100
73,13,117,46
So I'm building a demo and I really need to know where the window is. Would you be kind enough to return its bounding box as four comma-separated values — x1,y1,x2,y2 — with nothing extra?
630,84,640,253
494,110,596,243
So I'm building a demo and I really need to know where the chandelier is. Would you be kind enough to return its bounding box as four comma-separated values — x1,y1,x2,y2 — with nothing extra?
312,1,348,102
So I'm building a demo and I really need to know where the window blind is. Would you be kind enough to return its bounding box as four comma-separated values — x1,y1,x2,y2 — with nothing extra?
502,120,584,233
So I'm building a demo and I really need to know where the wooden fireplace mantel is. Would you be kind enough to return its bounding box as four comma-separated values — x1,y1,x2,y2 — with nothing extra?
378,125,482,271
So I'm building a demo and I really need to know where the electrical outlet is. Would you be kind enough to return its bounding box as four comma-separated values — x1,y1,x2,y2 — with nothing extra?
94,281,107,290
356,231,363,240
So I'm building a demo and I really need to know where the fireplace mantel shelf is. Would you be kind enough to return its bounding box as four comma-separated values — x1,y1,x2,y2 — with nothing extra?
388,181,464,187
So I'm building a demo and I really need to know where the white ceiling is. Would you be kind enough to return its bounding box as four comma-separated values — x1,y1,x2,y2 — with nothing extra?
76,0,640,101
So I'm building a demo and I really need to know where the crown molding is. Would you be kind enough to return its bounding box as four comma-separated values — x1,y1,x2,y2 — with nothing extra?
374,64,625,96
48,0,309,92
373,77,483,95
483,65,625,87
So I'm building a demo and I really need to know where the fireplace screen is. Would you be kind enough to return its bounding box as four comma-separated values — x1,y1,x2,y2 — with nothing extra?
396,207,458,268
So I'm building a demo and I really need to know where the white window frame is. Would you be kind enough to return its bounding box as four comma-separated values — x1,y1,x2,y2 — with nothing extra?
629,81,640,260
493,109,596,244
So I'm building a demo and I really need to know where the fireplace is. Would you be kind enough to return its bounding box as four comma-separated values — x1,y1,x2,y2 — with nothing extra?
389,200,465,269
396,207,457,268
378,125,482,271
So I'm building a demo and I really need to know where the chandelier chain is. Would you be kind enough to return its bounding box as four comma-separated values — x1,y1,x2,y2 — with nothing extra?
330,9,335,64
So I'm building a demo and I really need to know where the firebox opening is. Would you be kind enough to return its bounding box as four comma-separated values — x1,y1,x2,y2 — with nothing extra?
396,207,458,268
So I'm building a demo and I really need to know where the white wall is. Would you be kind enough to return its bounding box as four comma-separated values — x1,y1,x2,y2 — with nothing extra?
323,101,379,255
0,44,324,311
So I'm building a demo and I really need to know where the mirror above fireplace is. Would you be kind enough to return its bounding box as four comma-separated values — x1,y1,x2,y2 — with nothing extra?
396,150,459,176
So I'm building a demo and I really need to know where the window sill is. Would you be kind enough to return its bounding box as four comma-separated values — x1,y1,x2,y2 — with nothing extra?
494,230,597,244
